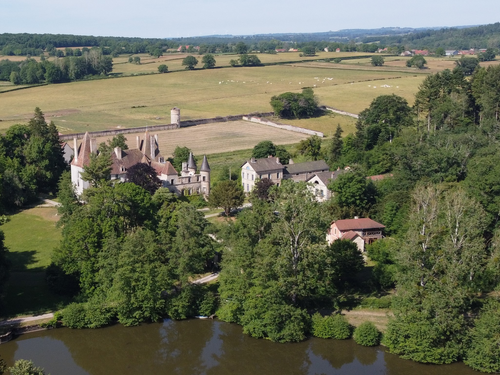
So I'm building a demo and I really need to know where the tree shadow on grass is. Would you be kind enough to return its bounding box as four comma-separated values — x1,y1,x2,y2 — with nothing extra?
1,272,73,319
6,250,44,273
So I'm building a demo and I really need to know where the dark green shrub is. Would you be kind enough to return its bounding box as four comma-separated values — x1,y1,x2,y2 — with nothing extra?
85,298,115,328
62,303,88,329
464,299,500,373
359,296,392,309
354,321,381,346
311,312,351,339
198,291,218,316
241,294,310,343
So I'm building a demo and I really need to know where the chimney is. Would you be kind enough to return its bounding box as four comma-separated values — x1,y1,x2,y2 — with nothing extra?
73,137,78,162
154,134,158,143
250,157,256,163
268,155,272,158
150,136,155,159
136,136,140,149
114,147,122,159
90,138,97,154
288,159,294,165
276,157,280,164
354,216,359,219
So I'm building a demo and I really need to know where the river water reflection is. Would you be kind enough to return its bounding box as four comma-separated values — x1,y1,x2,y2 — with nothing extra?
0,319,477,375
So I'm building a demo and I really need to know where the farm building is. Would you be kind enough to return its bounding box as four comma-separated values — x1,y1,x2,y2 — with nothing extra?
326,217,385,252
240,156,331,198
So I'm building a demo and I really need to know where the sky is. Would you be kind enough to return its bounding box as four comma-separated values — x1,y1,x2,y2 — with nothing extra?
1,0,499,39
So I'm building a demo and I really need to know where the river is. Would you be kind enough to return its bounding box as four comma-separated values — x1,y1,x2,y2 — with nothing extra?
0,319,477,375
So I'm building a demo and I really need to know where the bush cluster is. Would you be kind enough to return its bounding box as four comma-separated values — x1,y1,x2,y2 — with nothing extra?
311,313,351,339
353,322,381,346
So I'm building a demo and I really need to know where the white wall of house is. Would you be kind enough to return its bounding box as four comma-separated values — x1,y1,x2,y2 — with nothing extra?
241,163,258,193
71,165,89,197
306,176,331,202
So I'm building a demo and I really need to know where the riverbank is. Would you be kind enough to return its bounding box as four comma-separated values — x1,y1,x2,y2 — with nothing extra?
0,318,478,375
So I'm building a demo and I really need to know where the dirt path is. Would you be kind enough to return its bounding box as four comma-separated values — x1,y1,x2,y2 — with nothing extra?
0,313,54,326
192,273,219,284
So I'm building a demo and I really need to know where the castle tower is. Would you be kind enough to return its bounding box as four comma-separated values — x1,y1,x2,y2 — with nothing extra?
171,107,180,127
187,152,197,175
200,155,211,196
70,132,92,197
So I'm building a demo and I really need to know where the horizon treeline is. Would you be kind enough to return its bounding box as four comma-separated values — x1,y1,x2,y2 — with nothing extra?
1,22,499,57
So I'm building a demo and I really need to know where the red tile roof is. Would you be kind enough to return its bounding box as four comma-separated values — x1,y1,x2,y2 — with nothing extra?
341,230,360,240
367,173,393,181
333,218,385,231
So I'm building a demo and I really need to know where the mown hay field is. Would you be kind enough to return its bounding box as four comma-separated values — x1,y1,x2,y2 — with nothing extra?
93,120,310,157
0,62,423,134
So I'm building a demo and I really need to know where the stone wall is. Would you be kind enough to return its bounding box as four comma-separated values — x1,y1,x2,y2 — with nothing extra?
242,116,324,137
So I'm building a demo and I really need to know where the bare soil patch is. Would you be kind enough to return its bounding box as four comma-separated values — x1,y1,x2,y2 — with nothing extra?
343,309,393,332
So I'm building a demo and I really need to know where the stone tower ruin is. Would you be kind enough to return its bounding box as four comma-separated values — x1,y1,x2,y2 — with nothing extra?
171,107,180,127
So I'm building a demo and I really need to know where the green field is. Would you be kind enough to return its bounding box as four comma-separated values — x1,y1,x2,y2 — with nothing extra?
0,57,424,134
1,207,67,318
2,207,61,271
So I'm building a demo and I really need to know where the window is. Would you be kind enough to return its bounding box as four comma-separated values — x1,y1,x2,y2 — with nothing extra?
252,174,254,181
268,173,271,179
202,176,206,181
188,177,191,183
277,172,280,178
170,179,174,185
247,184,249,192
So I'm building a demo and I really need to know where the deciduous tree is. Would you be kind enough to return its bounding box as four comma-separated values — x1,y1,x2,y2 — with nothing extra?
201,54,216,69
208,180,244,216
126,163,162,194
371,55,384,66
182,55,198,70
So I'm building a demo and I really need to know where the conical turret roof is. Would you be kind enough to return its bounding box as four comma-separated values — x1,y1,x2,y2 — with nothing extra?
187,152,197,170
71,132,91,168
200,155,210,171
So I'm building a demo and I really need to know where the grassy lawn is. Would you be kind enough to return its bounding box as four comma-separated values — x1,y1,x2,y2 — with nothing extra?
269,112,357,137
2,207,61,271
1,207,68,319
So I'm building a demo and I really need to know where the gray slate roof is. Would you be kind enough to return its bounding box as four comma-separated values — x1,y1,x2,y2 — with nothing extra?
284,160,329,175
188,152,197,169
200,155,211,172
307,169,345,185
244,157,284,173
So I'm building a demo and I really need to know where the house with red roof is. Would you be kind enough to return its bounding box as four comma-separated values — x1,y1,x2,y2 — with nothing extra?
326,217,385,252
